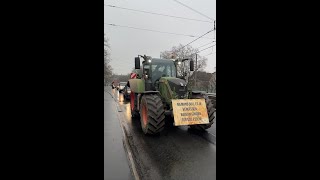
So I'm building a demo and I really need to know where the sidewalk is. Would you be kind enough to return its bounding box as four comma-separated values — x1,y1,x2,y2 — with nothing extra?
104,86,133,180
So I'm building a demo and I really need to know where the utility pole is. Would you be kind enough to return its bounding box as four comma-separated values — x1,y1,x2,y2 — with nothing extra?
214,20,216,39
195,54,197,87
184,60,187,82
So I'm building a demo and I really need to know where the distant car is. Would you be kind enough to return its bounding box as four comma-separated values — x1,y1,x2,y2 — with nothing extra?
122,85,131,100
118,82,127,92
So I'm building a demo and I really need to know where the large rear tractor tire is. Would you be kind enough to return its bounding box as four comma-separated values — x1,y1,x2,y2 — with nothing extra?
130,92,139,118
140,94,165,135
189,95,215,131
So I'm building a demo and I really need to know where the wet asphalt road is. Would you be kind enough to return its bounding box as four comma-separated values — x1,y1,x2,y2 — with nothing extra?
111,88,216,180
104,89,133,180
206,112,216,140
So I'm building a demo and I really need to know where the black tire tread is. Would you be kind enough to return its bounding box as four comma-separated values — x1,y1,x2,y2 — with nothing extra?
189,95,216,131
140,94,165,135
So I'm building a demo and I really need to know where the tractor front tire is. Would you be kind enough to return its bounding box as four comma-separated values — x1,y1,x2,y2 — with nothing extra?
189,95,215,131
140,94,165,135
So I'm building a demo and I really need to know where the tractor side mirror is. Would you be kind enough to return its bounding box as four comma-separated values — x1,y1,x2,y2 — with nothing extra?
135,57,140,69
190,60,194,71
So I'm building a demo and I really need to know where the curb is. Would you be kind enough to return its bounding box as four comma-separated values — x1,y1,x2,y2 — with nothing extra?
106,91,114,99
110,92,122,112
106,89,138,179
107,89,123,112
115,103,140,180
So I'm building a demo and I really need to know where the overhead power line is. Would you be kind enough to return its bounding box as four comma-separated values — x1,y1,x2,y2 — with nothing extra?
186,45,214,58
195,41,215,49
196,45,214,53
202,52,213,57
202,50,216,57
104,23,214,39
172,0,214,22
104,4,212,23
165,29,214,55
179,29,214,50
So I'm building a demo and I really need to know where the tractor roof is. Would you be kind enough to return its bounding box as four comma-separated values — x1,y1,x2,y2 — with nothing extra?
149,58,175,66
152,58,174,62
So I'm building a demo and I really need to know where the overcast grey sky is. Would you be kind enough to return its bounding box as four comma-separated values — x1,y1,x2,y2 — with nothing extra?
104,0,216,75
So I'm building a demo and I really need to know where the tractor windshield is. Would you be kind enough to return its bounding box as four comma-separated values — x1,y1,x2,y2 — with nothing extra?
151,59,177,82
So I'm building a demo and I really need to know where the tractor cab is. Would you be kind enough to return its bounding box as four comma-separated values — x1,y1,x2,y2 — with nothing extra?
135,55,193,91
142,58,176,90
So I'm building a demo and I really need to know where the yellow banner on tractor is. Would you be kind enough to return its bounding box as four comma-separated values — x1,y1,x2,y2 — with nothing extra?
172,99,209,126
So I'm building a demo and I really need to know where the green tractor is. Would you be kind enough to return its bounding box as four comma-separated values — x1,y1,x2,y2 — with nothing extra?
128,55,216,135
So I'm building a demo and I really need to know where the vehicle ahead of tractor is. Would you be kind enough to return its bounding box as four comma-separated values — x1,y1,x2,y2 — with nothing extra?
122,85,131,100
128,55,216,135
118,82,127,91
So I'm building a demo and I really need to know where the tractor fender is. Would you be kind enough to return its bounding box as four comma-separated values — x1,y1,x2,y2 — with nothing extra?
191,91,206,95
190,91,206,98
128,79,145,93
137,91,160,111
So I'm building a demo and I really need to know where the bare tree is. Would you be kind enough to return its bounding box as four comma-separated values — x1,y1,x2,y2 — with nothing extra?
104,34,113,85
160,44,207,83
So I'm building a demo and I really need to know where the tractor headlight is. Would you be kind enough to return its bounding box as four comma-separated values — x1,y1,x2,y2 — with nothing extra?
148,59,151,63
178,61,181,65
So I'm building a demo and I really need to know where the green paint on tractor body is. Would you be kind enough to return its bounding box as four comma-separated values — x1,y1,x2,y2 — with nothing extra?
128,78,145,93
